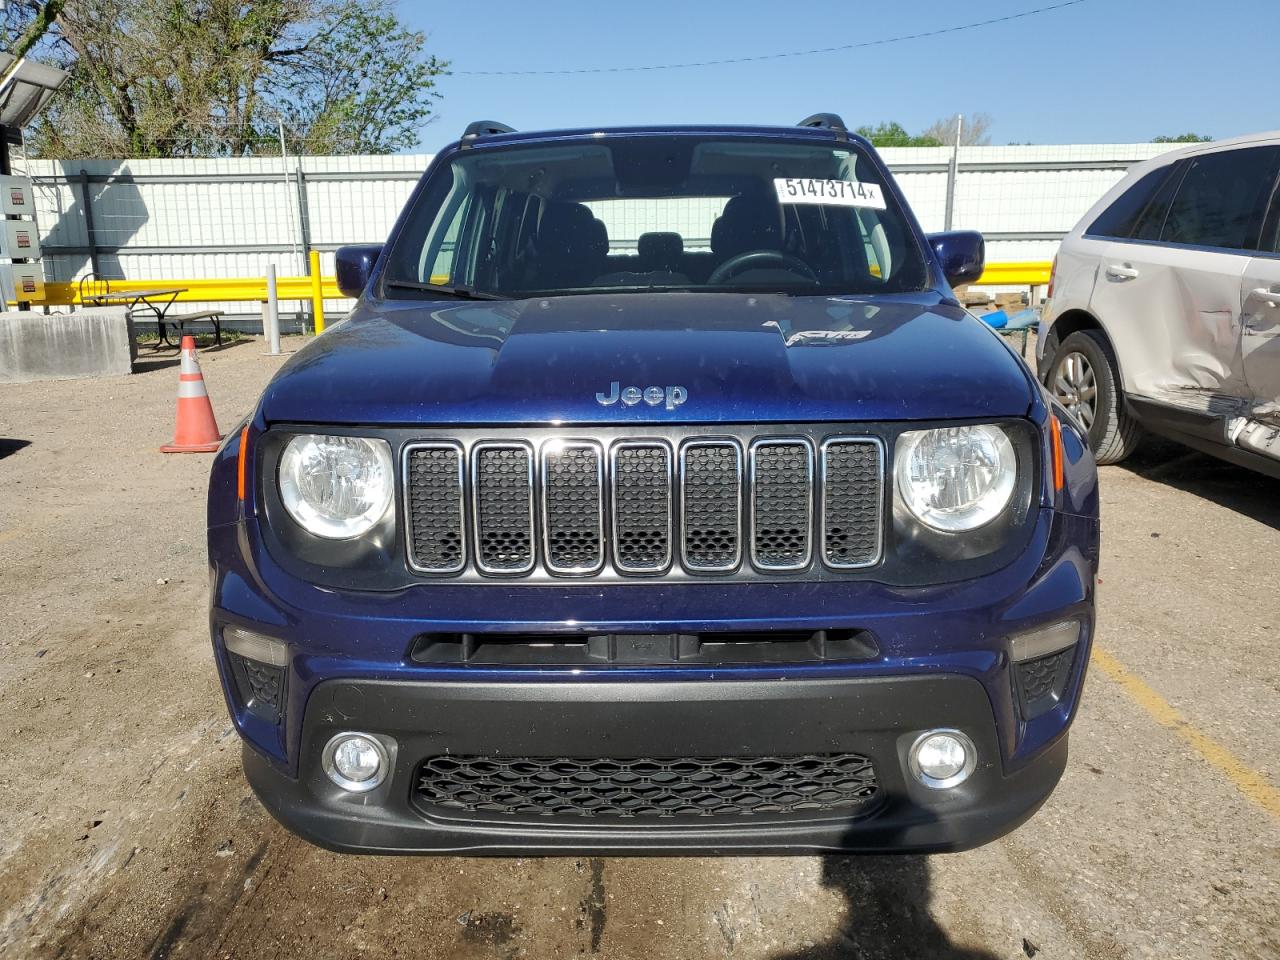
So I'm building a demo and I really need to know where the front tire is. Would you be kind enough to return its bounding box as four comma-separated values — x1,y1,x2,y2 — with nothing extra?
1048,329,1142,464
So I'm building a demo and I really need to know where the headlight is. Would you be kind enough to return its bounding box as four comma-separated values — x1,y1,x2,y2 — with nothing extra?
278,434,393,539
895,425,1016,532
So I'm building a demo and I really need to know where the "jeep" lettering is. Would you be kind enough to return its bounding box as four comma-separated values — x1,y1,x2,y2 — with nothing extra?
595,381,688,411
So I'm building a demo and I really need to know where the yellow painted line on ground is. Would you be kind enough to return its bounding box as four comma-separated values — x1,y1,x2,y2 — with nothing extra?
1091,646,1280,819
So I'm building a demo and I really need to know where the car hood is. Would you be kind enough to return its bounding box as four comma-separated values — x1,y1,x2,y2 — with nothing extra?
259,292,1034,425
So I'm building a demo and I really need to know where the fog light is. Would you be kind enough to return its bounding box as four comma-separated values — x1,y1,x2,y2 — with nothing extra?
908,729,976,789
322,733,389,792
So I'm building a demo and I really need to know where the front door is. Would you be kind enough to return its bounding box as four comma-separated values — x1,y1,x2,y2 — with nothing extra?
1241,253,1280,423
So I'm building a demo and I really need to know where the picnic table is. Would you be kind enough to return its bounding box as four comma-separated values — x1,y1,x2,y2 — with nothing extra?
81,282,223,347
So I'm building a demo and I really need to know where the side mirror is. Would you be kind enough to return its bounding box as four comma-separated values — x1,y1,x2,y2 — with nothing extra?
928,231,985,288
334,244,384,298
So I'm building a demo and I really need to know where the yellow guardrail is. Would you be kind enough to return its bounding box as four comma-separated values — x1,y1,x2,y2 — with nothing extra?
25,261,1051,312
973,261,1052,286
35,275,344,305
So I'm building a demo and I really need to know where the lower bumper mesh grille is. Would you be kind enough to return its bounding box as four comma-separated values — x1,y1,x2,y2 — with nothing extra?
414,753,880,820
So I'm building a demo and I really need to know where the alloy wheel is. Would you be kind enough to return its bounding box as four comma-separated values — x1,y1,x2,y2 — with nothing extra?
1053,351,1097,429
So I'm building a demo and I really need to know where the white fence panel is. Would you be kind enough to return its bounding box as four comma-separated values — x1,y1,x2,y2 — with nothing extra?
15,143,1179,324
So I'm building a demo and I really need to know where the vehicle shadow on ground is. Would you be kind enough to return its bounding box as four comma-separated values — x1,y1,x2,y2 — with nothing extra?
0,438,32,461
1115,437,1280,530
771,854,999,960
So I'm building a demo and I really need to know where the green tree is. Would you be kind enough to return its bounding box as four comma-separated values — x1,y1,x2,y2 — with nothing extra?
3,0,447,157
853,121,943,147
1152,133,1213,143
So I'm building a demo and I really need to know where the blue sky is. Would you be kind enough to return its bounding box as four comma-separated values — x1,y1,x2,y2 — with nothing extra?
403,0,1274,151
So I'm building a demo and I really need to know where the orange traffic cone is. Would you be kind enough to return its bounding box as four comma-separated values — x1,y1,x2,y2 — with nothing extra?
161,336,223,453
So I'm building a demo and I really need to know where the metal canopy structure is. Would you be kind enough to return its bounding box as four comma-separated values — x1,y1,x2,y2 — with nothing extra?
0,54,69,140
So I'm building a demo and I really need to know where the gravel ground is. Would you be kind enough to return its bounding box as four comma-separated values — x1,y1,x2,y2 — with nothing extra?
0,336,1276,960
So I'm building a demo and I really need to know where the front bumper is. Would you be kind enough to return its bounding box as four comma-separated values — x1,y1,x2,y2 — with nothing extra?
245,673,1068,855
211,500,1098,855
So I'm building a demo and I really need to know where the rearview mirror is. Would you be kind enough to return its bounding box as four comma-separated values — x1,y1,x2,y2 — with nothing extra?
334,244,384,298
928,231,985,288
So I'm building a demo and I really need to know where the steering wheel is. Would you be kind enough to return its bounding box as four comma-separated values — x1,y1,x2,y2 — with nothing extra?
707,250,819,286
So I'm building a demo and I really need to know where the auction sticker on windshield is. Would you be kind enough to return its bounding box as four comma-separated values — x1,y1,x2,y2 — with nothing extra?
773,178,886,209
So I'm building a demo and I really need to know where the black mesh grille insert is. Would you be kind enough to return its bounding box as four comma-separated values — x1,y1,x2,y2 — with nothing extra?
227,652,285,723
681,443,741,570
415,753,879,820
821,440,882,567
406,445,465,572
474,445,534,572
543,444,603,571
1016,648,1075,718
751,441,813,569
613,444,671,571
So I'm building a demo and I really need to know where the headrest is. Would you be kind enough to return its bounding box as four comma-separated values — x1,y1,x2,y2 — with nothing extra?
710,194,783,258
538,202,595,240
637,232,683,266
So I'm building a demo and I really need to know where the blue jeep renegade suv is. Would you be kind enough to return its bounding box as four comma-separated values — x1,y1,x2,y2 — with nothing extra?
207,114,1099,855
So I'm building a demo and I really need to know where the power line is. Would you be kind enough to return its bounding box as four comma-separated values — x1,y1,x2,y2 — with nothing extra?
451,1,1086,76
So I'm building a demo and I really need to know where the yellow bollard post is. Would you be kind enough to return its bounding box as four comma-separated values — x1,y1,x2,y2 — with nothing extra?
309,249,325,334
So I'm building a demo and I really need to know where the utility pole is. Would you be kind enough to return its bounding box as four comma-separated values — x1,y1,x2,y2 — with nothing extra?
944,114,963,231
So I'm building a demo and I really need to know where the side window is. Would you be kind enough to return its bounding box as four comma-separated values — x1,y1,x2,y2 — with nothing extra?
424,198,468,283
1130,164,1184,241
1087,166,1176,239
854,209,891,281
1263,179,1280,254
1160,147,1280,252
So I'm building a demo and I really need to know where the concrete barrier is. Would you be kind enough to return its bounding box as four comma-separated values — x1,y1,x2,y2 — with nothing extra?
0,308,135,383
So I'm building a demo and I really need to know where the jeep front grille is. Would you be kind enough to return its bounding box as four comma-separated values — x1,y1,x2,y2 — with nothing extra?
542,441,604,573
681,441,742,571
404,430,884,578
471,443,535,574
750,440,814,570
611,442,672,572
406,443,465,573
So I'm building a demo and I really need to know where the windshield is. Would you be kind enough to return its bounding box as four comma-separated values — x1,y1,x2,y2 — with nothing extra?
382,135,929,299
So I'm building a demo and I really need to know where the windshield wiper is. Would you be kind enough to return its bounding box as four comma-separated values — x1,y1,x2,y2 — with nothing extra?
385,279,509,301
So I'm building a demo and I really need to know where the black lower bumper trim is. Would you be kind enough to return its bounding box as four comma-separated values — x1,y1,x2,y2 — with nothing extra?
244,674,1068,855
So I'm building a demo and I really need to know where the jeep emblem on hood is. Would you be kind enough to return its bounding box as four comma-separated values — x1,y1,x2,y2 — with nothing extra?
596,381,688,411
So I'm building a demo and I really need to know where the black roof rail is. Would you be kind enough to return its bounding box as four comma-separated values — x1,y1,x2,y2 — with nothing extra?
460,120,516,147
797,113,849,140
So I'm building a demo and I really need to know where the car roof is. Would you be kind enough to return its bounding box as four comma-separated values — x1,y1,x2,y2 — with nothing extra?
1149,129,1280,163
451,123,875,152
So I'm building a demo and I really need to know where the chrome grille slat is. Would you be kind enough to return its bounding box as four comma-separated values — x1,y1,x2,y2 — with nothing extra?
404,442,466,573
820,438,884,569
749,439,814,571
611,442,673,573
403,430,883,579
541,441,605,574
471,442,536,574
680,441,743,571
